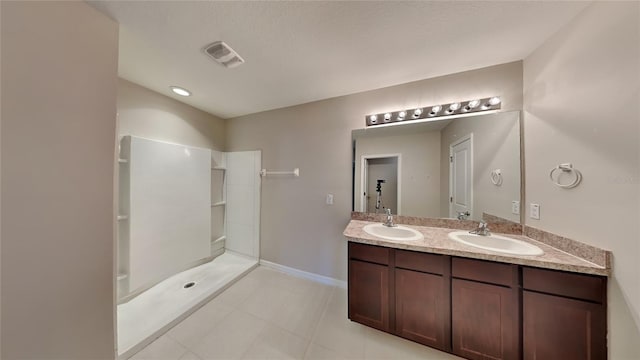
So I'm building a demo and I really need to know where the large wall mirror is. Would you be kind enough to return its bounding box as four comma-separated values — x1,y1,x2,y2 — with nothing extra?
352,110,522,223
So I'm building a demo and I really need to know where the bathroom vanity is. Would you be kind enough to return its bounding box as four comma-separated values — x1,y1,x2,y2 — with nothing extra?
344,220,609,360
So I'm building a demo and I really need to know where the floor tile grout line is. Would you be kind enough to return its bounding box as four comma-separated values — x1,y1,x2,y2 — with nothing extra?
302,285,337,359
235,312,270,360
241,268,333,357
166,303,236,353
128,334,189,360
186,350,204,360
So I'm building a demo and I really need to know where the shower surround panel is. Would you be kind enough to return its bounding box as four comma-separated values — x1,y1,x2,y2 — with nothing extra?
125,136,211,294
225,151,262,259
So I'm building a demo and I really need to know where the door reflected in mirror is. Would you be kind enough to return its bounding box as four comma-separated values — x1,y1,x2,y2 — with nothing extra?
361,155,399,213
352,111,522,223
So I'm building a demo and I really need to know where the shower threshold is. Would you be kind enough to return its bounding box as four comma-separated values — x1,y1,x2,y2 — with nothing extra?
117,251,258,359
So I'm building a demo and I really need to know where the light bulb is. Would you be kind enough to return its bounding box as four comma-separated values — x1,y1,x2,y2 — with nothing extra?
482,97,501,109
429,105,442,116
398,111,406,119
384,113,392,121
468,100,480,109
449,103,461,111
369,115,377,123
413,108,423,118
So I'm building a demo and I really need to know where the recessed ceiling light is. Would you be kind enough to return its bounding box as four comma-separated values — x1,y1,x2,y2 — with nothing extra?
170,86,191,97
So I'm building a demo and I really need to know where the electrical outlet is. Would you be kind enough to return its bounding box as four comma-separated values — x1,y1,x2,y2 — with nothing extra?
326,194,334,205
530,203,540,220
511,201,520,215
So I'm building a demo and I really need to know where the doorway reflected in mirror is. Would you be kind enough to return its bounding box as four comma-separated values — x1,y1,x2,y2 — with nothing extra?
353,111,522,223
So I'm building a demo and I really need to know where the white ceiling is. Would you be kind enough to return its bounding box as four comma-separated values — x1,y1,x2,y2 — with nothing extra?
88,1,589,119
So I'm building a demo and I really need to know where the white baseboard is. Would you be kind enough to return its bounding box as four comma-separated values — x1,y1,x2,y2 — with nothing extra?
259,260,347,288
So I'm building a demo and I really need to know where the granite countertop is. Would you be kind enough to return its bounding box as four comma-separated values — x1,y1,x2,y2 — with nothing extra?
344,220,610,276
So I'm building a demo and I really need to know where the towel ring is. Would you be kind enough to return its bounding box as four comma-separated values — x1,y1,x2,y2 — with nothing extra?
549,163,582,189
490,169,503,186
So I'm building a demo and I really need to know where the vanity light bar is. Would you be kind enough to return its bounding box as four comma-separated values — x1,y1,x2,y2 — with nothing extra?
366,97,501,127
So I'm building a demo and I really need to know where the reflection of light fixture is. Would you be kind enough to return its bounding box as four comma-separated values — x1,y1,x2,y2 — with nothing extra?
170,86,191,96
464,99,481,111
429,105,442,116
483,96,501,109
365,96,501,127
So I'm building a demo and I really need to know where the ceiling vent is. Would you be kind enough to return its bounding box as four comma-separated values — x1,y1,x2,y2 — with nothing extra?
204,41,245,69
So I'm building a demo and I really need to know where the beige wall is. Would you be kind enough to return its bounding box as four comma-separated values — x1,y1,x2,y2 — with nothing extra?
355,131,441,217
440,111,521,222
226,61,523,280
1,1,118,358
117,79,226,150
523,2,640,358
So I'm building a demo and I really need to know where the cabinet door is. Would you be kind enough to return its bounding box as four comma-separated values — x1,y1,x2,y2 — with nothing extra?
395,268,449,351
452,279,518,360
523,291,606,360
348,259,389,331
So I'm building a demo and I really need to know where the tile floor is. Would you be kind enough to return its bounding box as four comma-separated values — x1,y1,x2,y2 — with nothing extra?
129,266,462,360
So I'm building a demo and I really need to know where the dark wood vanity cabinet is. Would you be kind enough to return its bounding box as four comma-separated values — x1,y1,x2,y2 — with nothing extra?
348,242,391,332
347,242,608,360
451,258,520,360
522,267,607,360
395,250,450,351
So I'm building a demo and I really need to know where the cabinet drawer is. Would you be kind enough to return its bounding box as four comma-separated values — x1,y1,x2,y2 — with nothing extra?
349,242,389,265
395,250,445,275
523,267,606,303
452,257,515,287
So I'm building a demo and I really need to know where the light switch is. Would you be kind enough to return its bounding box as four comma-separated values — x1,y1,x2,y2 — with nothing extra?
512,201,520,215
530,203,540,220
326,194,334,205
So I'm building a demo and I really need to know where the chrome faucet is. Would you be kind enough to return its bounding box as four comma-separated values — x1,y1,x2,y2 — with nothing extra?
470,220,491,236
383,208,397,227
457,211,470,220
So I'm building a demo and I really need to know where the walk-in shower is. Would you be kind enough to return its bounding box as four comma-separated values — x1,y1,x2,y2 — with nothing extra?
116,136,261,358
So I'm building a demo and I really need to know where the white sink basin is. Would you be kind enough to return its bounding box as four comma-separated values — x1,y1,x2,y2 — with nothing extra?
448,231,544,256
363,223,424,241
